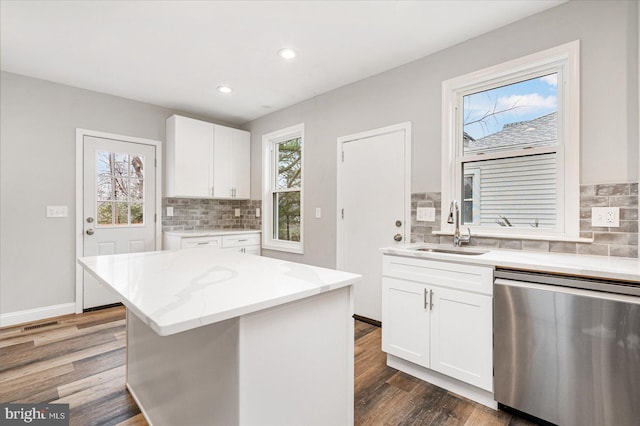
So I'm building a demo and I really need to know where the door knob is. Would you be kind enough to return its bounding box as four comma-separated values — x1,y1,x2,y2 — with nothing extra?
395,220,402,227
86,217,94,223
393,233,403,242
86,229,95,236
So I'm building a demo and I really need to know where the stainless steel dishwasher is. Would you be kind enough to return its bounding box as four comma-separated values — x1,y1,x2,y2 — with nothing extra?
494,269,640,426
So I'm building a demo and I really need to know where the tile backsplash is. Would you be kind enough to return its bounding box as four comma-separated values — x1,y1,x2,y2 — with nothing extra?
162,198,261,231
411,182,638,259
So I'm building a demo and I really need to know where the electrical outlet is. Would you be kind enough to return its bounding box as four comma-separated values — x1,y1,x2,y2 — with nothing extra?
256,208,261,218
416,207,436,222
167,206,174,217
591,207,619,227
46,205,68,218
234,208,241,217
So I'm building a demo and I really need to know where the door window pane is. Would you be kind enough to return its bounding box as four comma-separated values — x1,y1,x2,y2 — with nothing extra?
96,151,145,226
97,202,113,225
129,179,144,200
131,203,144,224
130,156,144,178
115,202,129,225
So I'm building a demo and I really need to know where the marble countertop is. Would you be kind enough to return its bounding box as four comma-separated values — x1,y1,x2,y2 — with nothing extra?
382,243,640,283
78,248,360,336
164,229,261,237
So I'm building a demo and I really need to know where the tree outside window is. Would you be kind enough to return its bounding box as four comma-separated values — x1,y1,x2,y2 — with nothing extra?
273,138,301,242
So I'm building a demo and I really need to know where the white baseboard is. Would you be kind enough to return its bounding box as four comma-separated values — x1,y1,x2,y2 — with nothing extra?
0,303,76,328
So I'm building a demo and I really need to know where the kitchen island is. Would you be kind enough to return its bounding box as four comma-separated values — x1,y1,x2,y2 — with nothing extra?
78,248,360,426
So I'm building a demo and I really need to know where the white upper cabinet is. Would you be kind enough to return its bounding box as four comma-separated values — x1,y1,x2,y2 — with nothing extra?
165,115,250,199
213,125,250,199
166,115,214,198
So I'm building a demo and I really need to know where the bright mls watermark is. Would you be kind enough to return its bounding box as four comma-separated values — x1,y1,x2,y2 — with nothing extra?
1,404,69,425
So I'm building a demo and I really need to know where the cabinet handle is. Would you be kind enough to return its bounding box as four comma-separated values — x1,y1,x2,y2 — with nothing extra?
430,289,434,310
424,288,428,310
197,242,209,245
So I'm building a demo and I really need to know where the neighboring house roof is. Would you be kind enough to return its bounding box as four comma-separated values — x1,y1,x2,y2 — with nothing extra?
465,112,557,154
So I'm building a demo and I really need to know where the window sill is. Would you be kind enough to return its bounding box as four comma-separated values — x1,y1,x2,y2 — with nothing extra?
261,243,304,255
432,231,593,244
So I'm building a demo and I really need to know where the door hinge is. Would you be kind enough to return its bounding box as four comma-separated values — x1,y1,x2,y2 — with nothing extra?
154,158,157,167
154,213,157,223
341,209,344,219
341,150,344,162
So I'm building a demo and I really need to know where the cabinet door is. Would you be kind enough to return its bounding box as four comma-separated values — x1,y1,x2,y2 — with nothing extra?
213,126,250,199
213,125,233,198
166,115,214,197
381,277,430,367
232,128,250,199
430,287,493,391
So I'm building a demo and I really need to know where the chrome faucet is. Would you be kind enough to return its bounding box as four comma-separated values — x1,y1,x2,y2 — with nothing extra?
447,200,471,247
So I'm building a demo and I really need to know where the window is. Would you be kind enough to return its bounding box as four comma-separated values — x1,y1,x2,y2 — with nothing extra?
441,41,580,239
96,151,145,226
262,124,304,253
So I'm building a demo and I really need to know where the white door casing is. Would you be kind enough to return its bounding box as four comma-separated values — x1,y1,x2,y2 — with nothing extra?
75,129,162,312
337,122,411,322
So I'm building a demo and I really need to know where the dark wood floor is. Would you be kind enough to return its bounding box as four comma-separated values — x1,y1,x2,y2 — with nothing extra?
1,307,537,425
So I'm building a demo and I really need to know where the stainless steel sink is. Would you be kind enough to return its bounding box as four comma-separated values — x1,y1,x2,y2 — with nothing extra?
413,247,488,256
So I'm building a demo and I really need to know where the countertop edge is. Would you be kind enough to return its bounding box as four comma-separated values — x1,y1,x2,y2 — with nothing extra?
381,245,640,283
78,252,360,336
164,229,261,237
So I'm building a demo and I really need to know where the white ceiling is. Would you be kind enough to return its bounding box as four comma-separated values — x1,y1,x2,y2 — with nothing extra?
0,0,565,125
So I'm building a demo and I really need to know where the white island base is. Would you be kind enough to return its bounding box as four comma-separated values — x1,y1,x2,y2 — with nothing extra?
126,286,354,426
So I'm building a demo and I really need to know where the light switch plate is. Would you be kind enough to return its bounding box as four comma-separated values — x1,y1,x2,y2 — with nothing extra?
416,207,436,222
256,208,261,218
166,206,174,217
46,205,68,218
592,207,619,227
234,208,241,217
315,208,321,219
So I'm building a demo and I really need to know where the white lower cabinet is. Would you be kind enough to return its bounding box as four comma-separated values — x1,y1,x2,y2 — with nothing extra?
164,231,260,255
221,233,261,254
382,254,493,395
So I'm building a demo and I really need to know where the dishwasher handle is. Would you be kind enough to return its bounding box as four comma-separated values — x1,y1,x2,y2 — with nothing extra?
495,278,640,305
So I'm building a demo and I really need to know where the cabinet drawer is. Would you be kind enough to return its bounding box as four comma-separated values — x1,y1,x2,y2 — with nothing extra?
181,236,222,249
222,233,260,248
382,255,493,295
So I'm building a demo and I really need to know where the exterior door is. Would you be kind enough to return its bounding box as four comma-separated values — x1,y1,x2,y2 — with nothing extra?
83,135,156,309
338,123,410,322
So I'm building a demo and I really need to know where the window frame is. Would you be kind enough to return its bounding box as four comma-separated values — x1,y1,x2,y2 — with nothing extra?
441,41,580,240
262,123,305,254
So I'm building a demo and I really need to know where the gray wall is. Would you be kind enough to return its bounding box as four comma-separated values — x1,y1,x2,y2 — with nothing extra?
0,71,225,315
244,0,639,268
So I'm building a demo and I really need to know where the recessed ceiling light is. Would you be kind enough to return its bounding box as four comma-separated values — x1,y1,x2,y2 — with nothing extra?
278,48,296,59
217,85,232,94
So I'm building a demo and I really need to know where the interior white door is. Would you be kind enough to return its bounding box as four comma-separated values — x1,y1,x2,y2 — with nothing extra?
340,126,408,322
83,136,156,309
